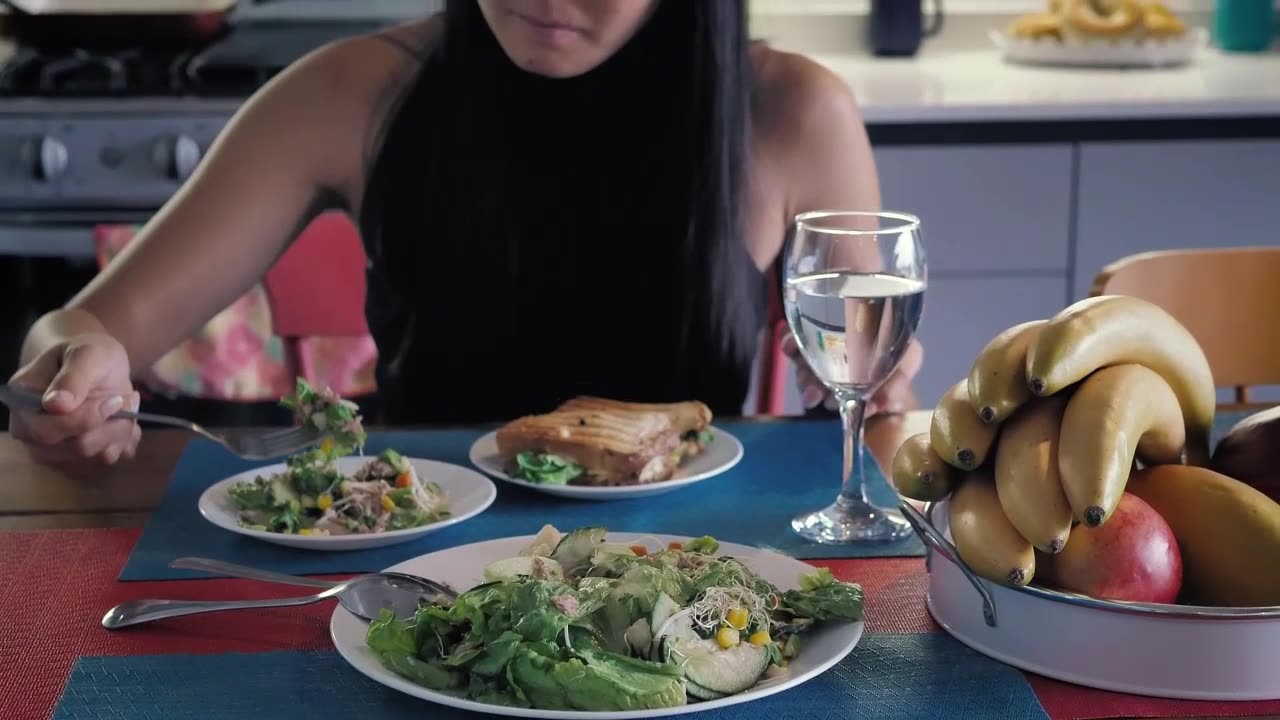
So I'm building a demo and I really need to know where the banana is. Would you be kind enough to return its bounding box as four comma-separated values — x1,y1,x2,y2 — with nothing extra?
1128,464,1280,607
891,433,957,502
931,380,998,471
949,471,1036,587
994,395,1073,553
1024,295,1215,465
968,320,1046,425
1059,364,1186,528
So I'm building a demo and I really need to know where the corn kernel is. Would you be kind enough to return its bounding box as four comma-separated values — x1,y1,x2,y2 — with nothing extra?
716,627,740,649
298,528,313,536
726,608,749,630
320,438,334,455
381,495,396,512
748,631,771,646
317,493,333,511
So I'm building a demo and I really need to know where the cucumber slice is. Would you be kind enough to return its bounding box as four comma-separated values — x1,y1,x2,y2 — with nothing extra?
550,526,607,572
664,614,769,696
482,556,564,582
649,594,680,642
685,680,728,701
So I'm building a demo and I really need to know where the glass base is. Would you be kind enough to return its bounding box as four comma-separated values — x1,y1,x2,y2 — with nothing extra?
791,497,913,544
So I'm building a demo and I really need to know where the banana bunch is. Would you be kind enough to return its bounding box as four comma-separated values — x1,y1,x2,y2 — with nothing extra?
890,294,1216,588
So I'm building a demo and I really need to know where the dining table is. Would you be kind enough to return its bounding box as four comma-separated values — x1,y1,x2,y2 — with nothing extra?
1,409,1276,720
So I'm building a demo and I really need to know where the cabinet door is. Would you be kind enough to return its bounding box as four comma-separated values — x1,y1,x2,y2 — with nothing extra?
1074,140,1280,301
913,276,1069,407
875,145,1074,273
767,276,1068,415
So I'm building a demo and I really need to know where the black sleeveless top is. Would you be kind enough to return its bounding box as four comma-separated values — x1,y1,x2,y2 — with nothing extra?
357,21,767,426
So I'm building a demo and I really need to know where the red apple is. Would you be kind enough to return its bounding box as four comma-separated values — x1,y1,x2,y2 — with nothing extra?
1050,493,1183,604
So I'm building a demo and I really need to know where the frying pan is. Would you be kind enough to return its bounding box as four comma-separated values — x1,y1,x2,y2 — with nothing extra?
0,0,241,50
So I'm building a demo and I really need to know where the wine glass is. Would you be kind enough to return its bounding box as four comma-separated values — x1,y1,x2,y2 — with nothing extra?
783,210,927,544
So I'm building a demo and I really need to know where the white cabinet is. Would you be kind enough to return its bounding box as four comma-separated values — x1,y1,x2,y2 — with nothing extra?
761,138,1280,417
875,144,1074,272
1074,139,1280,300
913,276,1069,407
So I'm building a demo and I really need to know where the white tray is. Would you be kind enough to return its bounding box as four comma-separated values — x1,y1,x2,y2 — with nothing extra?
989,27,1206,68
902,499,1280,701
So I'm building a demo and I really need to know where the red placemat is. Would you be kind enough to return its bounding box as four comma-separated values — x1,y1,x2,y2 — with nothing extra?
3,528,1279,720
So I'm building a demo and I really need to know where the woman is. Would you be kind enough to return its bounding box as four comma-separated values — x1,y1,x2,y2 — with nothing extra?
8,0,921,465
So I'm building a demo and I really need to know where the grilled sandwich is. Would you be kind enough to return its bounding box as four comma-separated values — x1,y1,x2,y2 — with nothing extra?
495,396,715,486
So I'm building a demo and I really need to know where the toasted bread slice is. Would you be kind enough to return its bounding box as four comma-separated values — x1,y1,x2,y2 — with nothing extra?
495,397,713,485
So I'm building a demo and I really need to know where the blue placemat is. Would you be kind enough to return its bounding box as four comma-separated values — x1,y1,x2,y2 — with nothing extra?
120,420,923,581
51,634,1049,720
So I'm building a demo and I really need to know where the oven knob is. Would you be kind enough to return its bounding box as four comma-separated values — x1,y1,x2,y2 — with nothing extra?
30,136,68,181
165,135,203,181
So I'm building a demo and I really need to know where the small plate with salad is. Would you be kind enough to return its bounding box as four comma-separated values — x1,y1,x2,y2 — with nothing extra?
197,378,497,551
330,525,865,718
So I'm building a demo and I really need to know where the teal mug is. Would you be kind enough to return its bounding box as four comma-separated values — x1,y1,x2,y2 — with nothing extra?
1214,0,1276,52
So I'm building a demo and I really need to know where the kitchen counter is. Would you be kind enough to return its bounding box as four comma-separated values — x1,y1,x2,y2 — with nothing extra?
812,45,1280,125
750,10,1280,127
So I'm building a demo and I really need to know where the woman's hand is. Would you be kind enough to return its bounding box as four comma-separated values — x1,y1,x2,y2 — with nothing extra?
8,334,141,466
781,334,923,417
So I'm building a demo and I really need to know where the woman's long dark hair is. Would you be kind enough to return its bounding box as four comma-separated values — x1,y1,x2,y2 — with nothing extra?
361,0,765,417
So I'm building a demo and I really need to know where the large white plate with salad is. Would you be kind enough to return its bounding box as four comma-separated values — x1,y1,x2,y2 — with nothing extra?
467,427,744,501
330,526,865,718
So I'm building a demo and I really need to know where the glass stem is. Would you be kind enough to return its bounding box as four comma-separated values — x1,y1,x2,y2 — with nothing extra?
836,394,870,508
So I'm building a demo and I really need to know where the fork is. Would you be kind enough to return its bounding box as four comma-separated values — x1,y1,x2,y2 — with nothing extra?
0,384,321,461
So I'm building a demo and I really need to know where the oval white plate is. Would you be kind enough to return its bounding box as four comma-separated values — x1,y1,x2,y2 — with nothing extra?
198,456,496,551
331,532,865,719
468,426,744,501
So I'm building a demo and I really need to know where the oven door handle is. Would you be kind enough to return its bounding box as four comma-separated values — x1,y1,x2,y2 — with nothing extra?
0,223,99,260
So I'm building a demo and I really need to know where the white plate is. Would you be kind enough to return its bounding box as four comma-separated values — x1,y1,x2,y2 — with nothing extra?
468,427,744,501
330,532,866,719
197,457,496,551
989,27,1205,68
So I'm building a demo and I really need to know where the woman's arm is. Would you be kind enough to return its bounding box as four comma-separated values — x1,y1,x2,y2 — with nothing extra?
25,35,412,370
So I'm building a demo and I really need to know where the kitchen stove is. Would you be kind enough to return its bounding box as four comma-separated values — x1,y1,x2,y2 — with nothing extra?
0,12,397,391
0,18,387,230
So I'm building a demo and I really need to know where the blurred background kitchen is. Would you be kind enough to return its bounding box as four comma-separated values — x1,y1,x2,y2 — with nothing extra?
1,0,1277,428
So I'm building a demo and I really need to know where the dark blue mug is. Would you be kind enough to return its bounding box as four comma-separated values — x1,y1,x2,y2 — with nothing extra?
869,0,945,57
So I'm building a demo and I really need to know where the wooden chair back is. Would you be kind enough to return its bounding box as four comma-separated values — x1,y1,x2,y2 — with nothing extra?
1090,246,1280,409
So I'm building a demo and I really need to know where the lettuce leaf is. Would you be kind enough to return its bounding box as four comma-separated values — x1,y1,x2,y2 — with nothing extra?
513,453,584,485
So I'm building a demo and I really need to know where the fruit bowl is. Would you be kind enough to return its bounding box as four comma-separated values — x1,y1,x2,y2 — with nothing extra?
901,500,1280,701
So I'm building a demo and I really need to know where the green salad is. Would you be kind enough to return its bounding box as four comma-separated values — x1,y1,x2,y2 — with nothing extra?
228,379,450,536
365,525,863,711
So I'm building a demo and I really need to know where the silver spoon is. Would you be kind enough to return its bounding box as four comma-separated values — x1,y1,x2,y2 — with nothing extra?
101,572,447,630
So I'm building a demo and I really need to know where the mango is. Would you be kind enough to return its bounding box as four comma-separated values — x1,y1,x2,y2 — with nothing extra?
1127,465,1280,607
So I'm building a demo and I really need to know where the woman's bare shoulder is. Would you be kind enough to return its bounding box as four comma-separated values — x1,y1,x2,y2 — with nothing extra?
277,16,438,114
236,16,440,207
749,43,878,214
750,43,865,153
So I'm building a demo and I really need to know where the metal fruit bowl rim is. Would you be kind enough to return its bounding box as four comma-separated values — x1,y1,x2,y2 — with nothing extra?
900,499,1280,628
